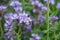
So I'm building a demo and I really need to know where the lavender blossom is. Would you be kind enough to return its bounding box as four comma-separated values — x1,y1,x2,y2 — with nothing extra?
0,5,7,14
30,0,47,14
41,6,47,11
14,6,23,12
33,8,40,13
4,13,16,40
10,0,23,12
24,25,32,32
44,0,55,5
51,16,58,23
13,14,18,19
56,2,60,9
10,1,21,7
0,5,7,10
18,12,32,25
30,33,40,40
31,0,43,7
4,21,14,40
4,23,13,32
4,14,13,31
23,25,32,40
4,31,16,40
38,15,46,23
4,13,18,20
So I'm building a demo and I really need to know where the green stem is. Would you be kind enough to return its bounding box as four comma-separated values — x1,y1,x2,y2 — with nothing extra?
54,30,57,40
17,26,21,40
0,18,3,38
22,0,25,10
47,0,50,40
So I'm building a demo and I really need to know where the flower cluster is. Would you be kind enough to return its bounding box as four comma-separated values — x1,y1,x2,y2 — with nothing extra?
4,13,16,40
9,1,32,25
4,1,32,40
10,0,23,12
18,12,32,25
31,0,47,14
1,0,60,40
30,0,46,25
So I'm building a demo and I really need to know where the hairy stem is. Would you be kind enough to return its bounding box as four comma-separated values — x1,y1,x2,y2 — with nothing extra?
47,0,50,40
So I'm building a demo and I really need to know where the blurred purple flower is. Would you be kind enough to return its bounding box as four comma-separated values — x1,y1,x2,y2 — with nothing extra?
14,6,23,12
10,1,23,12
56,2,60,9
24,25,32,32
4,13,16,40
0,5,7,14
30,33,40,40
31,0,43,7
18,12,32,25
33,8,40,13
41,6,47,11
4,31,15,40
0,5,7,10
51,16,58,22
10,1,21,7
44,0,55,5
38,15,46,23
4,13,18,20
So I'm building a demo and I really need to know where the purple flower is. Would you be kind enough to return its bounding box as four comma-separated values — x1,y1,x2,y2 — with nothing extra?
41,6,47,11
56,2,60,9
4,13,16,40
44,0,55,5
4,31,16,40
24,25,32,32
38,15,46,23
30,38,35,40
14,6,23,12
31,0,43,7
0,5,7,10
0,5,7,14
4,20,13,32
10,1,23,12
18,12,32,25
51,16,58,22
30,33,40,40
23,25,32,40
4,13,18,20
13,14,18,19
10,1,21,7
33,8,40,13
